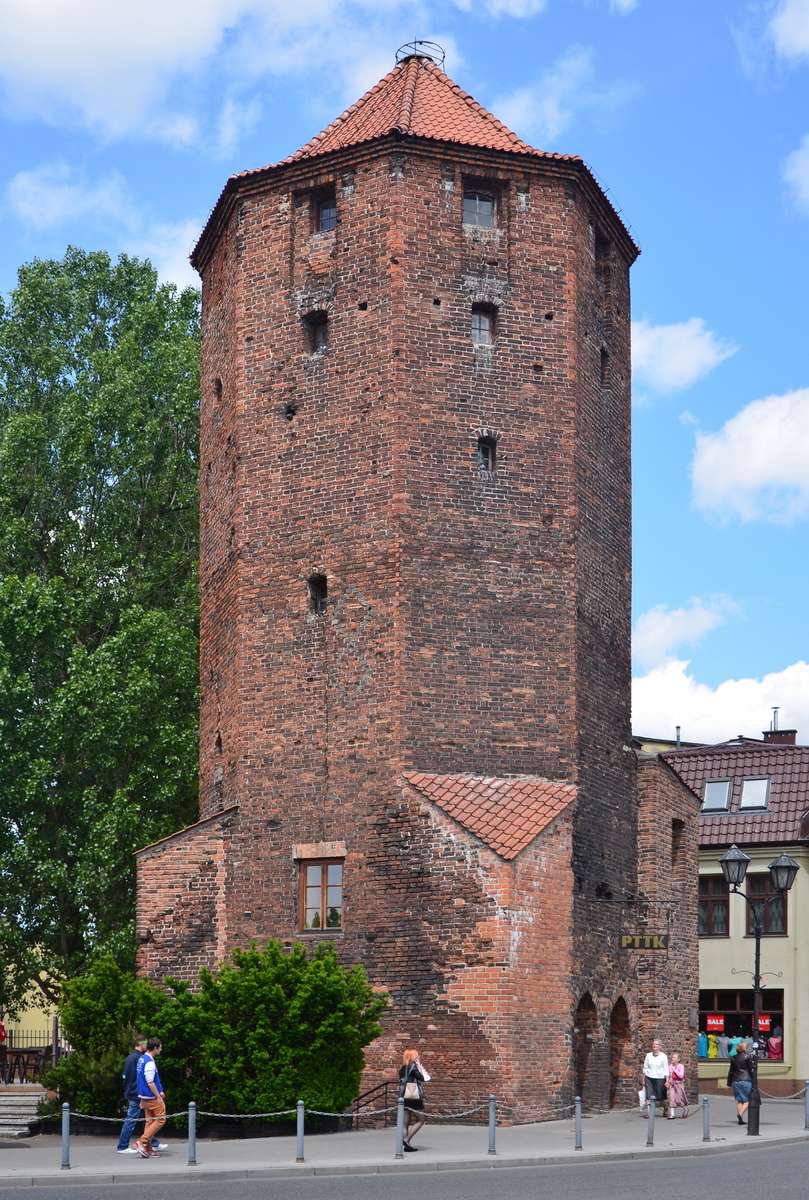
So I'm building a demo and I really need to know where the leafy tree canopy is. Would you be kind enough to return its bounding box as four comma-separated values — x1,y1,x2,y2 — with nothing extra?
0,249,201,1012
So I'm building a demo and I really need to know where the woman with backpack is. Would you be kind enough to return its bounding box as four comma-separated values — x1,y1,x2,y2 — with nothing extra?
399,1048,431,1151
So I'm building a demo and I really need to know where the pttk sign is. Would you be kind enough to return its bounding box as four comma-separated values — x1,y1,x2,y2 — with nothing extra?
706,1013,725,1033
757,1014,772,1033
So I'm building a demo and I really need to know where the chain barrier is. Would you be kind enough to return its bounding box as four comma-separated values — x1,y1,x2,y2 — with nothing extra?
70,1110,188,1123
196,1109,296,1120
759,1087,806,1100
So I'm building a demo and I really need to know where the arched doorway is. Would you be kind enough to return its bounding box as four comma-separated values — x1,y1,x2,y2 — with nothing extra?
573,993,598,1103
609,997,630,1107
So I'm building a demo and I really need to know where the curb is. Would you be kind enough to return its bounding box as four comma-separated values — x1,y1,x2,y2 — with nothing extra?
2,1132,807,1189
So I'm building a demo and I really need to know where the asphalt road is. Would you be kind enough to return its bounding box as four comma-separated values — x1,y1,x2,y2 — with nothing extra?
1,1143,808,1200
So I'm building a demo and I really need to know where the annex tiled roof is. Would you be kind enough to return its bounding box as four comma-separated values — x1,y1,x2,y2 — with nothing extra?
403,771,576,860
663,740,809,847
270,55,565,167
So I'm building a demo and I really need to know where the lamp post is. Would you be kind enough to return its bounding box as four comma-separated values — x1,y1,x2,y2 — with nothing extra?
719,845,799,1136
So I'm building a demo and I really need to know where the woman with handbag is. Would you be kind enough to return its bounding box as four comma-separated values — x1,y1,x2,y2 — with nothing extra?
399,1048,431,1151
641,1038,669,1117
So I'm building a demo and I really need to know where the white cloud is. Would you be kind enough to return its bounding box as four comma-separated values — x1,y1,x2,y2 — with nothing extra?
633,596,738,672
6,162,135,232
493,46,633,145
770,0,809,62
783,133,809,214
215,97,261,158
633,658,809,744
124,219,201,290
610,0,638,12
632,317,737,394
692,387,809,523
480,0,547,15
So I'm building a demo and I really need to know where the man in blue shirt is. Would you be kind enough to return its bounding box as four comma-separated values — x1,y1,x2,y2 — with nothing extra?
115,1037,167,1154
135,1038,167,1158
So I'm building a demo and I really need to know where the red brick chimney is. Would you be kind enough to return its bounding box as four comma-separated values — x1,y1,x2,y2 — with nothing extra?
762,729,797,745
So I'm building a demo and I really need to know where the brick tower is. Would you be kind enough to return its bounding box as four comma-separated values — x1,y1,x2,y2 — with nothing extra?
137,48,699,1118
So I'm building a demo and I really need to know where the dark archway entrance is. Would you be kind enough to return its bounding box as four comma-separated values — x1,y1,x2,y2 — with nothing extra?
609,997,630,1107
573,993,598,1104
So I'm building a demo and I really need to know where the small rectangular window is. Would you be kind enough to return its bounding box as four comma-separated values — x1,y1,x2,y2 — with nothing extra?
477,436,497,471
299,859,343,930
471,304,496,347
702,779,730,811
746,873,786,935
308,573,327,615
464,189,495,229
313,190,337,233
740,778,769,809
698,875,729,937
600,346,609,387
303,311,328,354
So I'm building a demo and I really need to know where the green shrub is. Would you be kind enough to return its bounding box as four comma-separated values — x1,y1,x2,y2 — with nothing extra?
44,943,387,1122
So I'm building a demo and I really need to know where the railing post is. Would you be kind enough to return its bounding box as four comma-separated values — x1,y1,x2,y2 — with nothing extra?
395,1097,405,1159
60,1102,70,1170
488,1094,496,1155
574,1095,583,1150
296,1100,305,1163
646,1097,656,1146
702,1095,710,1142
187,1101,197,1166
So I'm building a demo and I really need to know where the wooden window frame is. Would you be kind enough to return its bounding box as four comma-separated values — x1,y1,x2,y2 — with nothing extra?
463,184,498,229
471,303,496,347
299,858,343,932
746,873,787,936
312,189,337,234
698,875,729,938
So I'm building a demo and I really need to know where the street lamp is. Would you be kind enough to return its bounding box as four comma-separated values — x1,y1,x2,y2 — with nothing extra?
718,844,800,1136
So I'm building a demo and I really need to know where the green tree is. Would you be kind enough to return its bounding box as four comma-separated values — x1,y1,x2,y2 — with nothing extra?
0,249,200,1012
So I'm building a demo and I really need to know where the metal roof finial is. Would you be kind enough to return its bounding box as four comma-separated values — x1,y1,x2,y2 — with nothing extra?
395,40,446,68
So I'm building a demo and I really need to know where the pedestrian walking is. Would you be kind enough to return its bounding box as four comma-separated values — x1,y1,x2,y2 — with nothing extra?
667,1052,688,1118
399,1048,431,1151
641,1038,669,1117
727,1041,754,1125
134,1038,167,1158
115,1036,167,1154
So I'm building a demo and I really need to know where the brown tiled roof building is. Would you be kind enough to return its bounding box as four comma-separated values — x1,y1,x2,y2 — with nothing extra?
138,49,697,1118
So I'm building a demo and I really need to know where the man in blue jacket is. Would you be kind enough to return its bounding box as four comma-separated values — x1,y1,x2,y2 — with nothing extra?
115,1037,167,1154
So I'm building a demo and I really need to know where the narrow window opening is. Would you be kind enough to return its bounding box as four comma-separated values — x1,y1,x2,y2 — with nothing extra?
214,377,223,402
477,436,497,472
671,818,684,867
463,188,496,229
313,189,337,233
308,573,327,615
471,303,496,347
303,311,328,354
283,402,298,421
600,346,609,387
215,732,222,754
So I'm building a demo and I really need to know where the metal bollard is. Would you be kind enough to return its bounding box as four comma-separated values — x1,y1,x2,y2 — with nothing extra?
646,1097,656,1146
574,1096,582,1151
296,1100,305,1163
395,1097,405,1159
488,1094,496,1155
804,1083,809,1131
702,1095,710,1142
61,1102,70,1170
187,1101,197,1166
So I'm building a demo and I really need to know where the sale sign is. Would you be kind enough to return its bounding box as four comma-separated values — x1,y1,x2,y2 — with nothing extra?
757,1014,772,1033
706,1013,725,1032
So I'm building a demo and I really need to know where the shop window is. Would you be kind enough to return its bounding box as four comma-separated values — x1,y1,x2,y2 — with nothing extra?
698,988,784,1060
300,860,343,930
746,873,787,935
698,875,729,937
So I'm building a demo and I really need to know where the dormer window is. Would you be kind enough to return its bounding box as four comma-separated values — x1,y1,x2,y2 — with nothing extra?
702,779,730,811
303,311,328,353
313,189,337,233
740,778,769,809
464,188,496,229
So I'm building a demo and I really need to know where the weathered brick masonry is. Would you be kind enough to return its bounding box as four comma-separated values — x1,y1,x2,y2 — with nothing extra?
136,54,699,1118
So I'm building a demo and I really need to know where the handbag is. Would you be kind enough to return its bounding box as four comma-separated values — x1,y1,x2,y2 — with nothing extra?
403,1064,421,1101
638,1087,646,1112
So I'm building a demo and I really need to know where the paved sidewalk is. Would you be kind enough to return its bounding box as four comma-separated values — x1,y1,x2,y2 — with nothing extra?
0,1096,806,1188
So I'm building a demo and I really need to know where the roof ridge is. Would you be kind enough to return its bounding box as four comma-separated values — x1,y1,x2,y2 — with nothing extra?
396,56,420,132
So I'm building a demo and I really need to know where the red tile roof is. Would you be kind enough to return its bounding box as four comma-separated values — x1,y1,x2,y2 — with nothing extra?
268,55,567,167
663,740,809,847
403,771,576,860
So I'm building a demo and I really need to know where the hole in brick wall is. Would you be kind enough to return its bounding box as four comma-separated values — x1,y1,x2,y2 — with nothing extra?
433,298,441,306
544,312,554,321
215,732,222,754
533,361,544,372
282,402,298,421
302,311,328,354
357,301,368,311
307,573,327,615
214,377,223,401
390,256,399,265
600,346,609,387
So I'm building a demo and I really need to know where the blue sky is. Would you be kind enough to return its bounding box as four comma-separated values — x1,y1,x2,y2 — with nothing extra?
1,0,808,741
